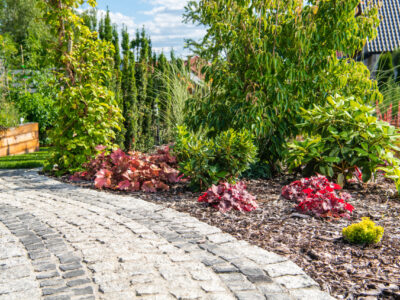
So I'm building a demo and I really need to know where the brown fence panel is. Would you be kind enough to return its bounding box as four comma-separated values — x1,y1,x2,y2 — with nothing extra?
0,123,39,157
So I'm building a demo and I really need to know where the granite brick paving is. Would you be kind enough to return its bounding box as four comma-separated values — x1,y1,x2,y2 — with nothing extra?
0,169,335,300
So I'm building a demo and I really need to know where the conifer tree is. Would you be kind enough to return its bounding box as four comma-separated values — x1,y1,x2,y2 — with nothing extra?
121,27,138,150
103,8,113,42
98,18,104,40
135,29,150,150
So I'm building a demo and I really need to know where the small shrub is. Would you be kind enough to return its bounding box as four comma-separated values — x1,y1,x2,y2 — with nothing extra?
174,126,257,190
198,181,258,213
342,217,384,245
71,145,180,193
12,71,59,145
281,175,354,218
286,94,400,186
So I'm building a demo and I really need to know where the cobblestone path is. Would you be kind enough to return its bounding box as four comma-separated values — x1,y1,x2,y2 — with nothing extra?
0,169,334,300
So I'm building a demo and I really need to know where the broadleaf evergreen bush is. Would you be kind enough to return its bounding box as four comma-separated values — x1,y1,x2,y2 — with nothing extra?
173,126,257,190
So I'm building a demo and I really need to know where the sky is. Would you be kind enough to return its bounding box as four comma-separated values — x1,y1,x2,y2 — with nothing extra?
81,0,206,57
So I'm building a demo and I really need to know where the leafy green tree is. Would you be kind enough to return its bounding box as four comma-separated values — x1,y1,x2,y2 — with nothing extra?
42,0,122,174
184,0,381,175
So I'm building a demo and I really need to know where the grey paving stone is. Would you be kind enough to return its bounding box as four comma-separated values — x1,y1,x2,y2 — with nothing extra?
207,233,236,244
275,275,319,290
28,250,51,260
289,287,336,300
135,285,162,296
265,294,294,300
212,263,239,273
200,281,226,292
235,290,265,300
39,279,65,287
263,261,306,278
257,282,286,295
42,286,68,296
25,243,46,251
73,286,93,296
62,269,85,279
34,263,57,272
59,262,82,271
240,268,273,283
169,289,204,299
36,271,60,280
57,254,81,264
66,278,92,287
43,295,71,300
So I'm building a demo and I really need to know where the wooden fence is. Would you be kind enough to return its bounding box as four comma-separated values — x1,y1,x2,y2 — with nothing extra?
0,123,39,157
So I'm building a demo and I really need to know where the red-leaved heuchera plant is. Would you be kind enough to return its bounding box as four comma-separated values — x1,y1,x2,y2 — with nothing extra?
198,181,258,213
71,145,181,192
281,175,354,218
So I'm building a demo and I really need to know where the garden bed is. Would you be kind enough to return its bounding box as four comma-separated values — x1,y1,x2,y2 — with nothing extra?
59,174,400,299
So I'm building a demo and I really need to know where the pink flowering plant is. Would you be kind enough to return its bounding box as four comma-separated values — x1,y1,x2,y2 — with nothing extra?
281,175,354,218
198,181,258,213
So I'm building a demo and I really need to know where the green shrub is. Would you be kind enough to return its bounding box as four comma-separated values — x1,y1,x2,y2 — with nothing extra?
183,0,380,174
286,94,400,186
13,71,58,145
342,217,384,245
174,126,257,190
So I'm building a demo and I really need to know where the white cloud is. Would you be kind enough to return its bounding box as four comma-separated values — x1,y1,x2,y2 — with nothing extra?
97,10,137,29
147,0,188,10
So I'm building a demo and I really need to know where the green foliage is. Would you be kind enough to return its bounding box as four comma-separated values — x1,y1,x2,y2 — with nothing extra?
0,147,50,169
286,95,400,186
79,8,97,32
43,0,122,174
0,98,20,129
0,0,54,69
376,52,394,89
12,71,58,144
342,217,384,245
184,0,380,174
240,162,274,180
153,60,204,144
174,126,257,190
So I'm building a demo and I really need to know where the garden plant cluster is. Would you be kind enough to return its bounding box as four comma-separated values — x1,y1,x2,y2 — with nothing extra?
1,0,396,251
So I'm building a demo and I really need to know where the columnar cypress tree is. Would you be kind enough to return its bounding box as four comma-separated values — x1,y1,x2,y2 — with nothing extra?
156,52,173,142
103,8,113,42
135,28,151,150
98,18,104,40
120,27,138,150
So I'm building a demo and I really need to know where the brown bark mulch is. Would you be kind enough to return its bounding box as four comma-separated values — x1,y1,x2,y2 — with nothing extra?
59,174,400,300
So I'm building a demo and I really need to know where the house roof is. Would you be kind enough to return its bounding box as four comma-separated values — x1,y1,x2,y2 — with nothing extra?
362,0,400,54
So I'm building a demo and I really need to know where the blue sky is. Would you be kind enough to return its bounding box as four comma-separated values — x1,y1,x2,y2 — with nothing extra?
81,0,205,57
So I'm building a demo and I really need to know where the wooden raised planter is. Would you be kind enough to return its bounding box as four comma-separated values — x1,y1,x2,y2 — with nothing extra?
0,123,39,157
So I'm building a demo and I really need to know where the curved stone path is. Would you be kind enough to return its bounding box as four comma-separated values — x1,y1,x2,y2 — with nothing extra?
0,169,334,300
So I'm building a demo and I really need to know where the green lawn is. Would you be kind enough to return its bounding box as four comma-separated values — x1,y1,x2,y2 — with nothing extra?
0,147,51,169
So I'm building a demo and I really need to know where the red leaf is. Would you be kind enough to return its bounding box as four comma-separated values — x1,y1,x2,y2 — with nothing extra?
141,181,157,193
94,169,112,189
